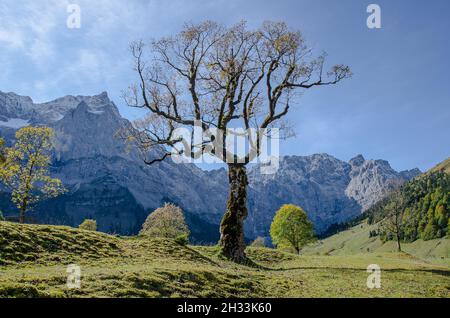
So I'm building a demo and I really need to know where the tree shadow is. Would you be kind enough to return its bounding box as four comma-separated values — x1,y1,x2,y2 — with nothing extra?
266,266,450,277
184,245,220,266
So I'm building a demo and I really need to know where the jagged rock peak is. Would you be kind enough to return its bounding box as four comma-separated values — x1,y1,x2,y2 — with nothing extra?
0,91,118,125
399,168,422,180
349,154,365,167
0,90,34,103
46,91,112,109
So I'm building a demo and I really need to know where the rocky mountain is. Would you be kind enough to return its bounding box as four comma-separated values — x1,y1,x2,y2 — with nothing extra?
245,154,420,235
0,91,225,242
0,91,421,242
363,157,449,242
345,154,421,211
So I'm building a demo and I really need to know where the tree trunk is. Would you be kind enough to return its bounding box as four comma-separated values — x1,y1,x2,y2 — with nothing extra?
396,234,402,252
18,198,28,224
219,163,248,263
395,219,402,252
19,207,25,224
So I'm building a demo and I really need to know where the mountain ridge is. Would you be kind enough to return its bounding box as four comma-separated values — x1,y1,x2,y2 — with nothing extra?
0,90,421,241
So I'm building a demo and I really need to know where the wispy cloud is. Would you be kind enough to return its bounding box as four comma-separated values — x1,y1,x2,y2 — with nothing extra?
0,28,24,48
0,1,68,65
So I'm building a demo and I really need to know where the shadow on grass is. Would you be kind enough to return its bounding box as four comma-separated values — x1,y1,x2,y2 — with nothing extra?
266,266,450,277
240,257,271,270
206,249,273,270
184,245,220,266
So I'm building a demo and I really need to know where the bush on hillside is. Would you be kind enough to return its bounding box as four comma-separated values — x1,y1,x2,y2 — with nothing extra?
79,219,97,231
250,236,266,247
174,233,189,246
140,203,190,241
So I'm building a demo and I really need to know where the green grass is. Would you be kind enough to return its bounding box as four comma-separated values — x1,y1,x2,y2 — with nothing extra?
0,221,121,266
0,221,449,298
302,220,449,265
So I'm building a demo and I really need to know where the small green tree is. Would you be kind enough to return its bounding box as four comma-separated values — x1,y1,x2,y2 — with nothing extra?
79,219,97,231
140,203,190,241
270,204,316,254
0,127,66,223
250,236,266,247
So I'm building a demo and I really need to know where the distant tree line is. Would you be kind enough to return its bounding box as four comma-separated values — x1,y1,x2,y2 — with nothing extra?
368,171,449,242
321,170,449,248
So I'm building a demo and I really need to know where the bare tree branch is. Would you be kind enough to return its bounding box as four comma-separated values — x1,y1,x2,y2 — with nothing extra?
124,21,351,165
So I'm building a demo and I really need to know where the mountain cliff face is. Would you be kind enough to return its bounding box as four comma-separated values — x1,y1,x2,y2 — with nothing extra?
0,91,421,241
246,154,420,235
345,154,421,211
247,154,360,235
0,91,224,240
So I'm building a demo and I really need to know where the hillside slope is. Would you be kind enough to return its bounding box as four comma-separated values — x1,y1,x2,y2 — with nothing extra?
364,159,449,242
312,157,450,265
0,221,448,298
430,157,450,174
302,220,449,265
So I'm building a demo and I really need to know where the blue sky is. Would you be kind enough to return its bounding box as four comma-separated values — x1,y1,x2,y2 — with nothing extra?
0,0,449,171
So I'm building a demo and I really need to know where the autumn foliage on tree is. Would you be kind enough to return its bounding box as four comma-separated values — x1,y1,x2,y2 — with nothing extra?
124,21,351,262
0,127,65,223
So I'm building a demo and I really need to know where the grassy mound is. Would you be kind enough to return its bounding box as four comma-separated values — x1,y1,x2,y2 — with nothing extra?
0,221,121,265
0,221,449,298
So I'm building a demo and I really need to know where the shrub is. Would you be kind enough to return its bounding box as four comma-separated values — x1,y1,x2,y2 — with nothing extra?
174,234,189,246
270,204,316,254
79,219,97,231
140,203,190,240
250,236,266,247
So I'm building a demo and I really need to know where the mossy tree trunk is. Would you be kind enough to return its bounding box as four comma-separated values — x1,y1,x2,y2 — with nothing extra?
219,163,248,263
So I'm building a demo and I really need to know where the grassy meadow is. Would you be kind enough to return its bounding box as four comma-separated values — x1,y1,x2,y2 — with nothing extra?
0,221,449,298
